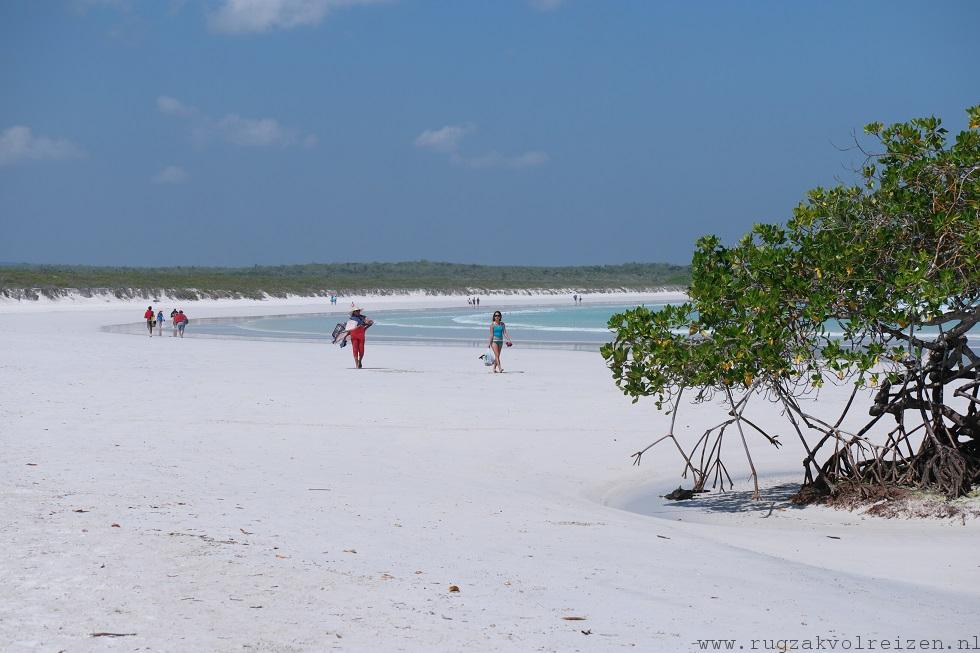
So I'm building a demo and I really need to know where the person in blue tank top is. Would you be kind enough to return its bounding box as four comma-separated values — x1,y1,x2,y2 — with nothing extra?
487,310,512,373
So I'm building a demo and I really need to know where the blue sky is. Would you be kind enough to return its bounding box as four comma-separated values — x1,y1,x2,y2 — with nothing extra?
1,0,977,267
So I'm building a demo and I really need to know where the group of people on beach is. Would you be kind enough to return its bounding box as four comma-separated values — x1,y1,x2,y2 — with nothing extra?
143,306,188,338
467,297,481,306
333,303,513,372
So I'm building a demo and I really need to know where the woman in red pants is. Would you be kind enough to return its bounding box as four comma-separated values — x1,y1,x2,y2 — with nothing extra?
347,306,373,368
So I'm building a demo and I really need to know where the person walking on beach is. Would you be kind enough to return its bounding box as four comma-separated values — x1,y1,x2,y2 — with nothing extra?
170,308,179,336
347,305,373,368
144,306,155,337
156,310,164,335
487,310,512,373
176,310,188,338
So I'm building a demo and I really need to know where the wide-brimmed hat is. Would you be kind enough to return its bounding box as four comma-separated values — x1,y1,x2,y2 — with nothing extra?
350,304,362,313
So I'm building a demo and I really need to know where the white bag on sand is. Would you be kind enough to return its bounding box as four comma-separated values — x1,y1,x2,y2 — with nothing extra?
481,348,495,366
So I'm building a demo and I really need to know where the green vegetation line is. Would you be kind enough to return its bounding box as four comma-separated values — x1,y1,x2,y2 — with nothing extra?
0,261,690,300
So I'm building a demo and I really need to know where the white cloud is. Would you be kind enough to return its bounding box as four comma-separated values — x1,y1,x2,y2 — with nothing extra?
209,0,386,34
217,114,298,147
157,95,196,117
529,0,564,11
413,124,471,153
0,126,84,166
157,96,315,149
152,165,188,184
414,124,548,170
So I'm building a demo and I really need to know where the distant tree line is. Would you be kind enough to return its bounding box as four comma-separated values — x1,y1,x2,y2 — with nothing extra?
0,261,690,299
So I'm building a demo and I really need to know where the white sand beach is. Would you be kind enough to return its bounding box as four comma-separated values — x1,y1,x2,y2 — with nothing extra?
2,294,979,652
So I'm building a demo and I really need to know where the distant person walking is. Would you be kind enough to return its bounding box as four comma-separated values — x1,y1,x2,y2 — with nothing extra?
170,308,179,336
156,310,164,335
176,310,188,338
347,305,373,368
144,306,155,337
488,310,512,373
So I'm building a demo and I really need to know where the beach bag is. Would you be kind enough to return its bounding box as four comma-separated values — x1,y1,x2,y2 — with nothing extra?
480,348,496,366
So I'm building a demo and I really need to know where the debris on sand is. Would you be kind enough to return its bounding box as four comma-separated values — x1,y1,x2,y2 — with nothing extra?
664,486,695,501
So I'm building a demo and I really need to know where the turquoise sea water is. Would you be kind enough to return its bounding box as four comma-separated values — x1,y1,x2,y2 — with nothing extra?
177,301,675,349
107,300,977,350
